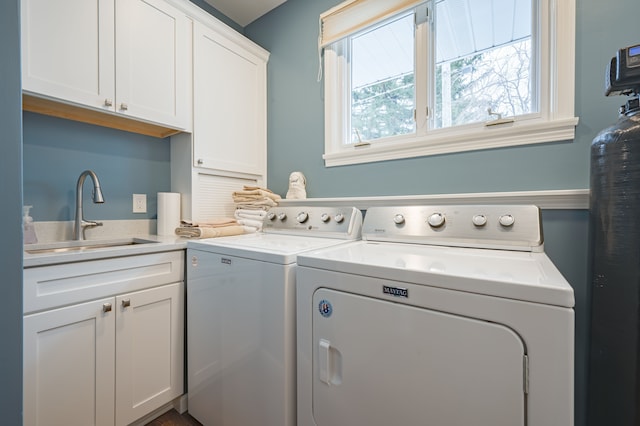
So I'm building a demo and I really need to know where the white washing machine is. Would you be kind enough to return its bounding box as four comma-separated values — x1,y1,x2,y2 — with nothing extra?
186,206,362,426
296,205,575,426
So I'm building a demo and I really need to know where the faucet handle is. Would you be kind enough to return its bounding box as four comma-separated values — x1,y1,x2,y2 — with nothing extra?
82,220,103,228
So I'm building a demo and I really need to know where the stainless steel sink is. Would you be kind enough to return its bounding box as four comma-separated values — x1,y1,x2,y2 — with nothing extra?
24,238,159,255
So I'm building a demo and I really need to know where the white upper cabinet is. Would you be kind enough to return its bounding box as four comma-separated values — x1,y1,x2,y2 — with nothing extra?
21,0,190,130
115,0,190,129
193,21,267,176
21,0,115,110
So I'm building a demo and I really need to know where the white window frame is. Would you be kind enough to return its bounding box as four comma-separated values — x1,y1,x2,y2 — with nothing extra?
322,0,578,167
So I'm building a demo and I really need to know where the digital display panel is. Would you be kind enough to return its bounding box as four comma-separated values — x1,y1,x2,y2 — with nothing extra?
630,45,640,57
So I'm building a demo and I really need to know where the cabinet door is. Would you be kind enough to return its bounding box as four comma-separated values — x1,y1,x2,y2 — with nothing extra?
21,0,116,111
115,282,185,426
115,0,190,129
23,298,116,426
193,21,267,176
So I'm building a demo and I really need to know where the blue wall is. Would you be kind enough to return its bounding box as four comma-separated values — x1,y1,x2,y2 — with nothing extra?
23,112,171,221
0,0,23,421
243,1,640,425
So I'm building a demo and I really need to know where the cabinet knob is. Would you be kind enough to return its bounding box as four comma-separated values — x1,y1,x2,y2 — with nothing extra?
120,103,128,111
104,99,113,107
197,159,204,165
122,299,131,308
102,303,112,313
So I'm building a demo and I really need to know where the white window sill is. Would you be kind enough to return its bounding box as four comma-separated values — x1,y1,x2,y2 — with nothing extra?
323,116,580,167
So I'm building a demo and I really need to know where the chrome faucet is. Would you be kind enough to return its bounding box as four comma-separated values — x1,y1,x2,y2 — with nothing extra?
73,170,105,240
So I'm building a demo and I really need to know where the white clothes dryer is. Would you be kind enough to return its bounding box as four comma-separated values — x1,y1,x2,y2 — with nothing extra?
186,206,362,426
296,205,574,426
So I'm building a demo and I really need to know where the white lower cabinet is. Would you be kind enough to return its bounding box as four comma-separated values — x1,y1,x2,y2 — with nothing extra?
23,297,116,426
115,283,184,425
23,252,185,426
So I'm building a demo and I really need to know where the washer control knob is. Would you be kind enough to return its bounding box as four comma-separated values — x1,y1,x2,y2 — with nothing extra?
320,213,331,223
277,212,287,221
472,214,487,227
267,212,276,221
428,213,445,228
296,212,309,223
393,214,405,225
499,214,515,227
334,213,345,223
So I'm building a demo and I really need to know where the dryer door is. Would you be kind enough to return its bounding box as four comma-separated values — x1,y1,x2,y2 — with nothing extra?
312,288,526,426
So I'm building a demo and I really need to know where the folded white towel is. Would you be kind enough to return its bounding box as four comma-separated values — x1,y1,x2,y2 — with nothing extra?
237,218,264,230
235,209,267,219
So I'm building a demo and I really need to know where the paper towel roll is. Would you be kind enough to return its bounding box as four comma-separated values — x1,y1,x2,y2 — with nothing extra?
157,192,181,236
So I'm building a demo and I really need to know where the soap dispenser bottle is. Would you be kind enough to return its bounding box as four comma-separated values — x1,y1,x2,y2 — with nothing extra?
23,205,38,244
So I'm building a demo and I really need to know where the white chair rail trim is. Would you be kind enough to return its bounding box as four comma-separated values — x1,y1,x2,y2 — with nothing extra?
278,189,590,210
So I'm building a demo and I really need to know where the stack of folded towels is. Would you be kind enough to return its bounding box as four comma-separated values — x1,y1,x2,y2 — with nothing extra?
175,218,247,238
232,185,282,232
175,185,281,238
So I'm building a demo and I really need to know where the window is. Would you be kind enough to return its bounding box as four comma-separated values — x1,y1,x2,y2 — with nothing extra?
320,0,577,167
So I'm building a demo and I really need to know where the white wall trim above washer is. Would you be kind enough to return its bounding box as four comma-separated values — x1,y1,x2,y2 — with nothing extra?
278,189,589,210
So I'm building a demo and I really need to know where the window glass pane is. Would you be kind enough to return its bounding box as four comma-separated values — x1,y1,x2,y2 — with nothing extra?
350,13,416,144
434,0,533,129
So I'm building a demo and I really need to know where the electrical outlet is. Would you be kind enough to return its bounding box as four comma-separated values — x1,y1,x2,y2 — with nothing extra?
133,194,147,213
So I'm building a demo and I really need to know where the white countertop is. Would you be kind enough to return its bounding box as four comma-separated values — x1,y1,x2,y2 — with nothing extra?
23,234,188,267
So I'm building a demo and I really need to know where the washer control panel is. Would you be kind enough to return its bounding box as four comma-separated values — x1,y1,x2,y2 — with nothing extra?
263,206,363,240
362,205,543,251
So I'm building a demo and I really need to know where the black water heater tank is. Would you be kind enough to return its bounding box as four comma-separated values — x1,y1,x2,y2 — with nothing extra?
589,42,640,425
589,103,640,425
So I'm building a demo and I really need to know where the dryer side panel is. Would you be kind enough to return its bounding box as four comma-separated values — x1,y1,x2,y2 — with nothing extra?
311,288,526,426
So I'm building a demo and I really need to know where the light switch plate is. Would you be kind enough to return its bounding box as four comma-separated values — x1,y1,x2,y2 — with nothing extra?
133,194,147,213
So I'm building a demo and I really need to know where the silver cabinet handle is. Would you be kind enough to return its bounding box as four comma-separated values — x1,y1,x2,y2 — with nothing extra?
103,303,112,313
104,99,113,107
122,299,131,308
120,103,128,111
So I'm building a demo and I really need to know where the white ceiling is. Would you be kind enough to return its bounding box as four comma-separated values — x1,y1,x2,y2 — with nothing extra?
204,0,287,26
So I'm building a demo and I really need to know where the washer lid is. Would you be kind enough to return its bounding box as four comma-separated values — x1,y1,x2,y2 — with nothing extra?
297,241,574,307
187,233,358,264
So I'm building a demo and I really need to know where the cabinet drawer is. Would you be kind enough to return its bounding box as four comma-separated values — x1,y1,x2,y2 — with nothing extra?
24,251,184,314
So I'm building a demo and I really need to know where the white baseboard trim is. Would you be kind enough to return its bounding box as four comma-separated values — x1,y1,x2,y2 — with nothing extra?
278,189,590,210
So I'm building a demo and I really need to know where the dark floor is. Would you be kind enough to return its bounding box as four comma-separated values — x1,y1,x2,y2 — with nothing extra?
145,409,203,426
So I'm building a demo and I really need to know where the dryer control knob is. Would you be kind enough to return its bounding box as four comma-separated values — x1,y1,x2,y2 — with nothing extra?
297,212,309,223
267,212,276,221
499,214,515,227
393,214,405,225
472,214,487,227
334,213,345,223
320,213,331,222
428,213,445,228
278,212,287,221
